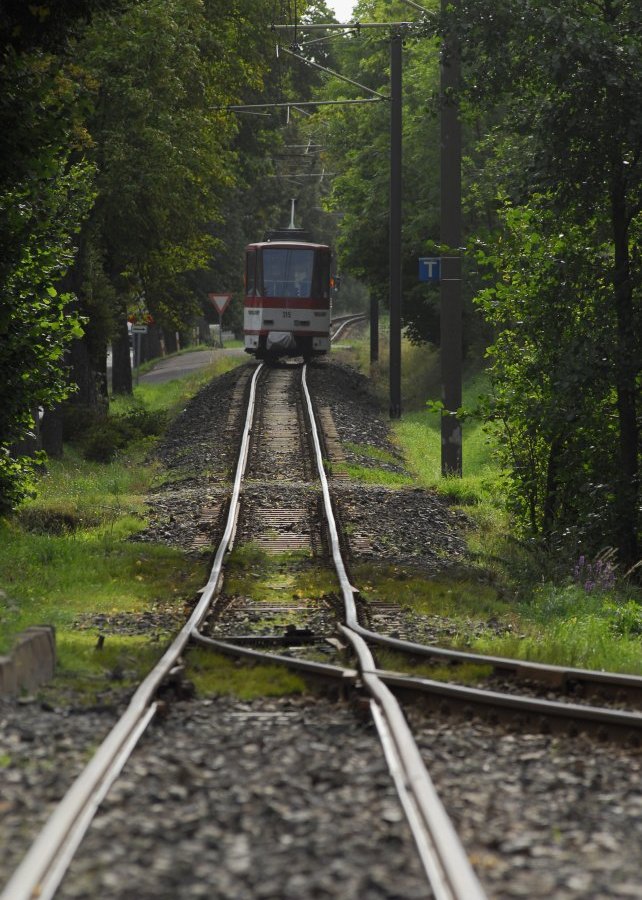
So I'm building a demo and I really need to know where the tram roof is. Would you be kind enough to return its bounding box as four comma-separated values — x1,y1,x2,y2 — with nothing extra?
246,240,329,251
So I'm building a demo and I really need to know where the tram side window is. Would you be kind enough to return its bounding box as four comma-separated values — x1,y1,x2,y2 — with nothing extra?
246,249,257,295
312,251,331,300
262,248,314,297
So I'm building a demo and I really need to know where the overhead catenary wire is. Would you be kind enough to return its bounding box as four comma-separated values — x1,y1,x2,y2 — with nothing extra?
279,44,388,100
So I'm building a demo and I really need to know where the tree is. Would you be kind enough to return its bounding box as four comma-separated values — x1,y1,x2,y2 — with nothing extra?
0,3,108,508
70,0,296,394
457,0,641,564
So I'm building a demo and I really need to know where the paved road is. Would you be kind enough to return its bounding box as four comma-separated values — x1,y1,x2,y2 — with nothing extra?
139,348,245,384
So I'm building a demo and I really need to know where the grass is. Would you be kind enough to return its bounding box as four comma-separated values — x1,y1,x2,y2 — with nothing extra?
0,350,247,694
224,544,340,602
335,327,642,675
187,648,306,699
116,352,243,417
0,514,199,654
53,633,167,703
375,649,494,685
466,583,642,674
354,563,508,620
328,461,413,486
395,371,501,503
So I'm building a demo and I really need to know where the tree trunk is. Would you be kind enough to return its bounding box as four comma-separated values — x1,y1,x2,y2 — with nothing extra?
140,324,162,363
164,328,178,354
95,347,108,401
68,336,99,408
41,406,63,458
611,166,639,566
542,434,563,540
112,315,133,395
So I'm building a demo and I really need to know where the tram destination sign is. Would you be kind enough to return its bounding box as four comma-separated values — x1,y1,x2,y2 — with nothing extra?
208,292,232,314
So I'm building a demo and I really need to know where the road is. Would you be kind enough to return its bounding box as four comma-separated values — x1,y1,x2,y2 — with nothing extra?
139,348,244,384
107,347,245,388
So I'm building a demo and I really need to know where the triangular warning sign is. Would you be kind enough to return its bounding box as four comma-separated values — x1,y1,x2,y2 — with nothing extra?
208,293,232,314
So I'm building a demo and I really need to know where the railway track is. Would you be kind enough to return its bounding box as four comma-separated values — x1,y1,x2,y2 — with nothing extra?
1,359,483,900
4,350,642,899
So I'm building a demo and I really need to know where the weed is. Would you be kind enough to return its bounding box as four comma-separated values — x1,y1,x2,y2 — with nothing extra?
376,649,493,684
330,461,413,487
573,549,618,593
225,544,339,601
186,648,305,699
343,441,402,467
354,563,508,621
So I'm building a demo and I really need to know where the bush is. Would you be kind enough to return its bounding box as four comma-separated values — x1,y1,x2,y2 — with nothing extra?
65,401,167,463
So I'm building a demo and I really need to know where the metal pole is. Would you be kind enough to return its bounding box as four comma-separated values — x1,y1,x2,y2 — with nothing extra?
370,295,379,363
389,33,402,419
440,0,462,475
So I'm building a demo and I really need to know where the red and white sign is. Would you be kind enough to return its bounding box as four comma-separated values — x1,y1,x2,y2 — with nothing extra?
208,293,232,314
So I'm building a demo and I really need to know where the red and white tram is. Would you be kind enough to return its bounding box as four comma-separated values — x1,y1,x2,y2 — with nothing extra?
243,233,332,359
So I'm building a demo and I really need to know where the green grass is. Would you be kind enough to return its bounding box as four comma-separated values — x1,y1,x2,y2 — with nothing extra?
187,648,306,699
0,351,247,683
115,353,245,417
376,649,493,684
465,583,642,674
394,369,503,505
329,461,413,486
224,544,340,602
53,633,167,702
0,513,201,655
336,327,642,675
356,561,642,675
354,563,509,620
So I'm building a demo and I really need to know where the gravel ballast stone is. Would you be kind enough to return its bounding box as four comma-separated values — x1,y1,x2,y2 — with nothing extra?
3,356,642,899
55,695,430,900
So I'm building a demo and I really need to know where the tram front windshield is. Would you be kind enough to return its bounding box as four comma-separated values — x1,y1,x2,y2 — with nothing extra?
262,248,315,298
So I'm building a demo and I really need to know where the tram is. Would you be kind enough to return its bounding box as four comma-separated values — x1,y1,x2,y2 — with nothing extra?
243,214,332,359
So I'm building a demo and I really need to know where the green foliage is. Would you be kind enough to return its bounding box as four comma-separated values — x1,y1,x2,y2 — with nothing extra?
83,405,167,463
0,89,95,508
469,581,642,674
0,0,287,509
187,649,306,700
456,0,642,564
316,1,444,343
474,198,624,550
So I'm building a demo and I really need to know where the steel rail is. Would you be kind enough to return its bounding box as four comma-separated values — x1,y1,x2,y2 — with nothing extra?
1,363,265,900
376,670,642,734
300,364,487,900
191,632,358,685
331,314,367,341
20,704,157,900
344,623,642,699
194,631,642,736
